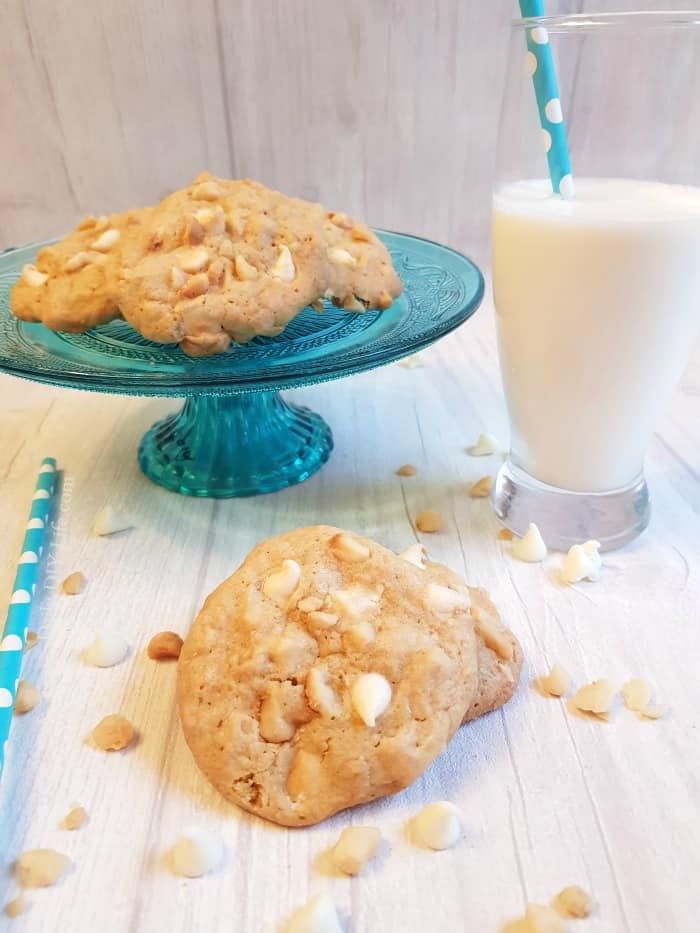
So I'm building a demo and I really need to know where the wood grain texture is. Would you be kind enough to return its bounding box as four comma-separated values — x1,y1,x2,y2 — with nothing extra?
4,0,693,264
0,287,699,932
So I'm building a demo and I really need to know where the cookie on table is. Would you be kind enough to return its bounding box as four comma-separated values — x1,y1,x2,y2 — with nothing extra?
118,173,402,356
177,525,479,827
10,210,150,332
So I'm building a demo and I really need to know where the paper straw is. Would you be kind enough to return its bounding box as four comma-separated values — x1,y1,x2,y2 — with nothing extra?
0,457,57,779
519,0,574,198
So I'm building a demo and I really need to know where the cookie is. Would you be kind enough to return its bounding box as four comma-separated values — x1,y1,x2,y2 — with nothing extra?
118,173,402,355
10,210,150,332
177,525,479,827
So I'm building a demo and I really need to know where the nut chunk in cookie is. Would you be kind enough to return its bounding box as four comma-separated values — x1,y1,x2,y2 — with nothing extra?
177,525,478,827
118,173,402,356
10,210,150,332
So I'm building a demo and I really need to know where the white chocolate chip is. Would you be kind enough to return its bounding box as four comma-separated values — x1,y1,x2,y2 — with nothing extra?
540,663,571,697
85,631,129,668
468,432,499,456
297,596,324,613
171,265,186,289
398,353,423,369
171,827,223,878
332,826,381,875
92,504,132,536
561,540,602,584
344,620,376,649
271,244,296,281
471,607,513,660
520,903,568,932
286,893,343,933
351,672,391,727
94,215,110,232
328,246,357,268
234,253,258,280
332,586,381,620
621,678,652,712
192,181,222,201
4,892,25,918
469,475,492,498
65,251,91,272
306,611,339,629
399,542,427,570
423,582,470,615
61,571,86,595
343,295,366,312
262,559,301,604
306,666,339,717
195,205,225,235
552,885,596,919
91,228,120,251
571,679,615,715
22,264,48,287
329,532,370,562
61,804,87,831
640,703,667,720
512,523,547,563
412,801,463,850
15,849,71,888
13,680,40,715
178,247,210,274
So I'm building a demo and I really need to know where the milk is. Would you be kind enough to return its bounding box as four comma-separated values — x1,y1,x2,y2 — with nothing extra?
492,178,700,492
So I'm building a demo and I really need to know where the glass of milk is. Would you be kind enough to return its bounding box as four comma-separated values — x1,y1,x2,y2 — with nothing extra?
492,10,700,551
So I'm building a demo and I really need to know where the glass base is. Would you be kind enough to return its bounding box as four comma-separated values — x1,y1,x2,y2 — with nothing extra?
138,391,333,498
492,459,650,552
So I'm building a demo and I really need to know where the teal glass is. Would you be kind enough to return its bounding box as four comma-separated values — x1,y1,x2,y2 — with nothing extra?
0,232,483,497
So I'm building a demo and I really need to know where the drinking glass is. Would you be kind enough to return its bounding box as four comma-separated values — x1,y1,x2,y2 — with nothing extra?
491,11,700,550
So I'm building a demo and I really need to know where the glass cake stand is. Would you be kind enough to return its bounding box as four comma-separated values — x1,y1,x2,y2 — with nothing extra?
0,232,483,497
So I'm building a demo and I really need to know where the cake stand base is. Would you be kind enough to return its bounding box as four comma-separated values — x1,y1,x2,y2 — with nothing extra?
138,392,333,498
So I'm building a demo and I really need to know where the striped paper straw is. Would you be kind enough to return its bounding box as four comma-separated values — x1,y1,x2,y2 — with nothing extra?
0,457,57,778
519,1,574,198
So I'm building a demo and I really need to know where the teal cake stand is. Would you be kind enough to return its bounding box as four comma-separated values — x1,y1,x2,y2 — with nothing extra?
0,232,483,497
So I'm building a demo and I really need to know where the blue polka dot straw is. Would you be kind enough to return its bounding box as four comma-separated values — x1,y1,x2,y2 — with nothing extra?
519,1,574,198
0,457,57,779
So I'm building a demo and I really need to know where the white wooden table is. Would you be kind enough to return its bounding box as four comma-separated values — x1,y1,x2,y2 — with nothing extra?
1,287,698,933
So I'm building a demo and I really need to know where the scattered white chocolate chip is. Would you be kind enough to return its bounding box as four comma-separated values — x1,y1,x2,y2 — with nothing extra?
468,432,499,456
396,463,417,476
398,353,423,369
512,523,547,563
539,663,571,698
328,246,357,268
343,294,367,312
61,571,86,595
423,582,470,615
621,678,651,712
262,559,302,604
412,801,463,850
91,713,134,751
61,804,87,831
15,849,71,888
13,680,40,715
518,902,568,933
561,540,602,584
332,826,381,875
571,679,615,716
22,264,48,287
192,181,222,201
332,586,380,620
297,596,324,613
91,228,120,251
171,827,224,878
85,631,129,668
195,205,226,235
91,504,132,536
306,611,339,630
94,215,110,232
399,542,426,570
469,475,492,498
171,265,186,288
305,666,339,717
182,271,210,298
234,253,258,280
344,620,376,649
329,532,370,563
552,885,595,919
640,703,667,720
287,893,343,933
4,892,25,918
178,247,210,274
271,244,295,281
287,749,322,801
65,251,91,272
471,607,513,661
415,509,443,533
351,672,391,727
147,630,183,660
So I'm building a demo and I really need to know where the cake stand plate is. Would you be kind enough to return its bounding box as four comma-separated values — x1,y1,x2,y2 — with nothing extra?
0,232,484,497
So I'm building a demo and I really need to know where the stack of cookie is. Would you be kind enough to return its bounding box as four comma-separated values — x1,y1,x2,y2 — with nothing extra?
10,173,402,356
177,526,522,827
